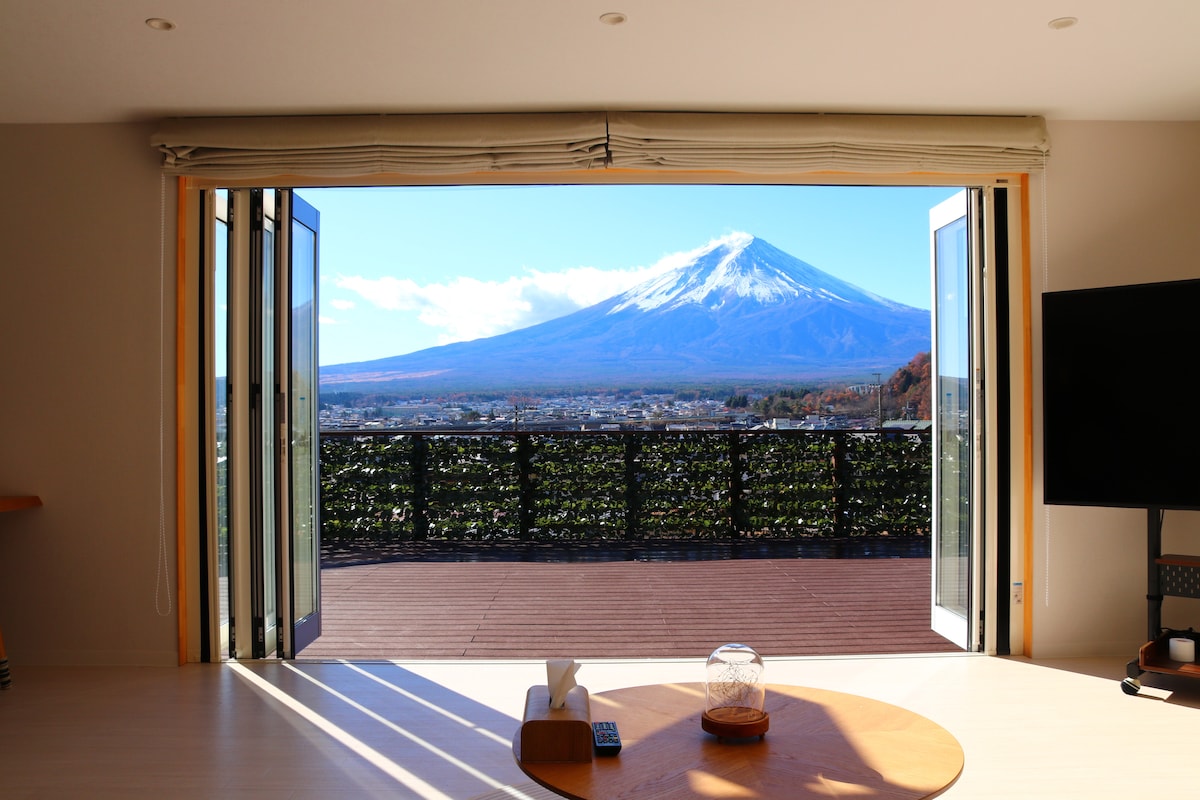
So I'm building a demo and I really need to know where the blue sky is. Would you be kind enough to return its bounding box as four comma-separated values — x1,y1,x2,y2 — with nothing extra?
299,184,961,367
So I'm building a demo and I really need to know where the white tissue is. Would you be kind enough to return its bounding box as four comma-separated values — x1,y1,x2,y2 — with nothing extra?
546,658,580,708
1168,637,1195,663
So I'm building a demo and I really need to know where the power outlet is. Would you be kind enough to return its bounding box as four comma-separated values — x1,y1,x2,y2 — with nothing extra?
1011,581,1024,606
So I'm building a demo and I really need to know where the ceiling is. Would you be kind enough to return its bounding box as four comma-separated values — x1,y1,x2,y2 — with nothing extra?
3,1,1199,125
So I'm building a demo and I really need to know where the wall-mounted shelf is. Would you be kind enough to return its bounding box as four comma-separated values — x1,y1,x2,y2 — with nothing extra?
0,496,42,513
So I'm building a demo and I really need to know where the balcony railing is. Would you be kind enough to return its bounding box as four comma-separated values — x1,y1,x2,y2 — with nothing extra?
320,428,931,557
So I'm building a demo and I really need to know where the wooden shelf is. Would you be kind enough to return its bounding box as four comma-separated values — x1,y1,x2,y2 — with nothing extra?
0,495,42,513
1157,553,1200,569
1139,632,1200,677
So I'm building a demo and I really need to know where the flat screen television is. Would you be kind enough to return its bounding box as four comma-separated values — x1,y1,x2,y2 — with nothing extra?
1042,278,1200,510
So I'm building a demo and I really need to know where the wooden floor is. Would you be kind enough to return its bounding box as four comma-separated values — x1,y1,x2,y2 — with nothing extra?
6,655,1200,799
303,557,960,660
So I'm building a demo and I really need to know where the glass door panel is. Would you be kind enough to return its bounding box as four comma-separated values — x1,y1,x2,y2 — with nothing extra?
287,192,321,655
250,189,278,658
213,191,231,657
223,188,256,659
930,189,977,649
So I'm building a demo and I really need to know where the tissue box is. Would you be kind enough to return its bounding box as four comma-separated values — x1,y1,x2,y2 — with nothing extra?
518,684,593,763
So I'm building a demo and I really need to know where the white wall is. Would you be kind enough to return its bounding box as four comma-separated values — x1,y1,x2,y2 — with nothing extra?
1032,121,1200,657
1,120,1198,665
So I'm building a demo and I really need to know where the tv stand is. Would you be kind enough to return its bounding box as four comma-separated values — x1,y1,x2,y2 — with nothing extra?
1123,508,1200,693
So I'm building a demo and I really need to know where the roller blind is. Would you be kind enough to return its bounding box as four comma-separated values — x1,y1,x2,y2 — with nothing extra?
152,113,609,178
153,112,1048,179
608,112,1049,174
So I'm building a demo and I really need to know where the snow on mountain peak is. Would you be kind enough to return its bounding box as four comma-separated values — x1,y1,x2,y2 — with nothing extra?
713,230,755,251
609,232,871,314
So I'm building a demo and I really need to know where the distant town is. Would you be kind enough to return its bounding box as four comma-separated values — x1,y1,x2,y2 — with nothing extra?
319,384,930,434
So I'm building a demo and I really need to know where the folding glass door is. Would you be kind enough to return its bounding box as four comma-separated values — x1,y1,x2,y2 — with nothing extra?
210,188,320,659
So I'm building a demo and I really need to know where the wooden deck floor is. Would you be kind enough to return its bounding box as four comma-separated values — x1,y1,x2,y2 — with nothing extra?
301,557,961,660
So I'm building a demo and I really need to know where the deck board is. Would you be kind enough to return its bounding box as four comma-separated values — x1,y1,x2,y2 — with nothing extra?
300,557,960,660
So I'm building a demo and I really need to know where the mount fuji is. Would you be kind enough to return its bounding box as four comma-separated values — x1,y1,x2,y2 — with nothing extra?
320,233,931,393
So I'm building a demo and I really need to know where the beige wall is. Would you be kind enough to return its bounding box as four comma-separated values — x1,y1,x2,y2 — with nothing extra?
0,123,178,665
1033,121,1200,657
1,120,1198,666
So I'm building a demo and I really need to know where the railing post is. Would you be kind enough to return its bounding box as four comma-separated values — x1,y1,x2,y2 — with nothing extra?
624,434,642,542
832,432,850,538
728,432,746,539
516,433,535,540
411,434,429,541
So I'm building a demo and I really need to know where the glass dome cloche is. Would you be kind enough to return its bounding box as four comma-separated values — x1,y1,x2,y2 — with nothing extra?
702,643,769,740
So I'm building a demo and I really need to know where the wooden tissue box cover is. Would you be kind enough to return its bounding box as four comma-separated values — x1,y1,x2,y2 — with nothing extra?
518,684,593,763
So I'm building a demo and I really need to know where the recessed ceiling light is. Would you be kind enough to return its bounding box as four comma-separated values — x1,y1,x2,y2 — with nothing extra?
145,17,176,32
599,12,627,26
1047,17,1078,30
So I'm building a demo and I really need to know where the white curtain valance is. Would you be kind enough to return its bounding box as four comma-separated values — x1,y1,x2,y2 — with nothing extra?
152,113,609,178
607,112,1049,174
153,112,1048,179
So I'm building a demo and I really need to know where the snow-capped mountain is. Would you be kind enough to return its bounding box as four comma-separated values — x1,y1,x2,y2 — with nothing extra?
320,234,931,393
609,232,899,314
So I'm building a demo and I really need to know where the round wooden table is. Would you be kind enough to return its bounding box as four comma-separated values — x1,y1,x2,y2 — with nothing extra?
514,683,963,799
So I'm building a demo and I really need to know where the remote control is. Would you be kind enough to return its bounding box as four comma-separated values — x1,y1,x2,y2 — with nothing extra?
592,720,622,755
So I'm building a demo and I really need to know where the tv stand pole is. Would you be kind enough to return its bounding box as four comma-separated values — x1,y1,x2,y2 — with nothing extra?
1147,506,1163,643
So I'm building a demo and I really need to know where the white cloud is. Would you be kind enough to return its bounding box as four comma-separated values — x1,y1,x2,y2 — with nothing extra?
330,299,355,311
333,256,679,345
318,315,338,325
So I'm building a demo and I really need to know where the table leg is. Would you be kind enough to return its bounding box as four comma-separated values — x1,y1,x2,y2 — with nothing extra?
0,625,12,689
